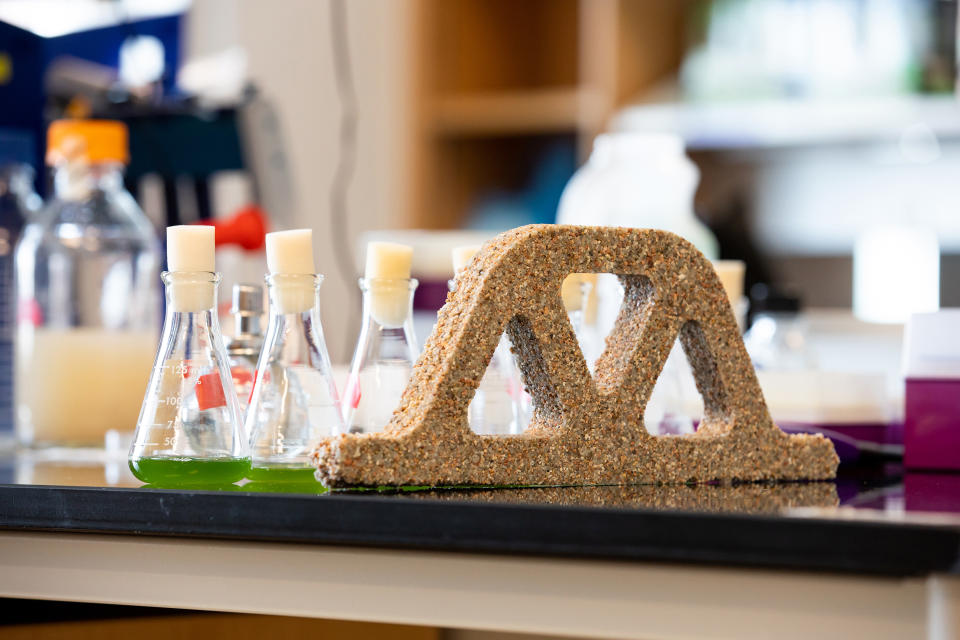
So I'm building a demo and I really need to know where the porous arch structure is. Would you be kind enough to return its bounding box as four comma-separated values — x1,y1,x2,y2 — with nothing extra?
314,225,838,487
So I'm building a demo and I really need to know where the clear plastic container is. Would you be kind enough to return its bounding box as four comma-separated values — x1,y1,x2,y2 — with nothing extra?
15,120,161,447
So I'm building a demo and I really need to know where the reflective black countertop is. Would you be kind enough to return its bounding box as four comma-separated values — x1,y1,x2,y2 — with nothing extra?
1,448,958,577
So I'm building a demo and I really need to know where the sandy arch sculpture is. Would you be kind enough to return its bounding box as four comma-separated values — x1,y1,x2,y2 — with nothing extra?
314,225,838,487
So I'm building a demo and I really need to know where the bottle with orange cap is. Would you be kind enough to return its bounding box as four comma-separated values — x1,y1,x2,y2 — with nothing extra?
14,120,162,448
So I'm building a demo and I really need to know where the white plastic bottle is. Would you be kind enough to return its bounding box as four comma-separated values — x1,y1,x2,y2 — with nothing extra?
558,132,717,253
557,132,718,433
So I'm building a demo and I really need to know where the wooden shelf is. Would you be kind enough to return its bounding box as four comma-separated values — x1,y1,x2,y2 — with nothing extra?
429,0,580,94
402,0,692,229
431,87,603,136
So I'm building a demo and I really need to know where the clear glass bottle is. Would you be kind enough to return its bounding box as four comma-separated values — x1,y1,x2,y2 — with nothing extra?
15,120,160,447
129,271,248,484
0,131,41,440
342,277,418,433
226,283,264,415
246,274,342,481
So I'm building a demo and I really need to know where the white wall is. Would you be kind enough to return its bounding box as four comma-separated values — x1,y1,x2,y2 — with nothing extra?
186,0,412,362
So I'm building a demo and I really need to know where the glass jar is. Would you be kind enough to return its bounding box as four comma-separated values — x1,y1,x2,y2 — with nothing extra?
15,120,161,447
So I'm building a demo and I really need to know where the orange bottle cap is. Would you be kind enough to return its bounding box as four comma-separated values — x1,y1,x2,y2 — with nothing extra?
46,119,129,165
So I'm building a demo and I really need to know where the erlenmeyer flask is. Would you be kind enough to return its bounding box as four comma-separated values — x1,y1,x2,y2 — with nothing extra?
246,273,343,481
342,277,419,433
450,246,520,435
464,306,520,435
129,227,248,485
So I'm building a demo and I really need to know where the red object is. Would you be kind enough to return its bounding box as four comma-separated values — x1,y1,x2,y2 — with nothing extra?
195,205,268,251
248,369,258,405
348,375,361,409
231,366,253,388
196,371,227,411
18,299,43,326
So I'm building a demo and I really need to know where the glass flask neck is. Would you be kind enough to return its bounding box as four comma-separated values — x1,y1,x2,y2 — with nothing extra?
266,273,323,317
354,277,419,380
359,277,418,330
162,271,220,314
52,160,126,202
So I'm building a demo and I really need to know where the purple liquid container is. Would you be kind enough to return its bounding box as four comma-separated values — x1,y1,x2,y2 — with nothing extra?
903,310,960,471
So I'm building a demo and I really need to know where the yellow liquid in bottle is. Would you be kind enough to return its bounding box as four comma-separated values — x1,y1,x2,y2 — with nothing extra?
16,327,156,446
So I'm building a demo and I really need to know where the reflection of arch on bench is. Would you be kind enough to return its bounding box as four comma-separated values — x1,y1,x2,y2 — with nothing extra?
314,225,838,488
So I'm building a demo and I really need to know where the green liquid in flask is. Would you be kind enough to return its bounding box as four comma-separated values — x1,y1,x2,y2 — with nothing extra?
129,457,251,485
246,465,319,484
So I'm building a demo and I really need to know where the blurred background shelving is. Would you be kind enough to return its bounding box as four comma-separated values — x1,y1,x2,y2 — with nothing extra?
401,0,959,316
405,0,690,230
1,0,959,359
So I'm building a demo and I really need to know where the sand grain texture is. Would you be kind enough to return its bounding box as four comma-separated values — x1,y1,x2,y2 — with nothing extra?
313,225,838,487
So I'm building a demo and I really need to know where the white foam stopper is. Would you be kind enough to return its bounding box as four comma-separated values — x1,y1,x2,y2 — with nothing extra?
365,241,413,279
451,245,481,274
266,229,315,275
364,241,413,327
167,225,215,272
166,225,215,312
561,273,598,315
712,260,745,306
266,229,316,314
